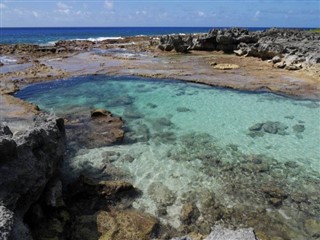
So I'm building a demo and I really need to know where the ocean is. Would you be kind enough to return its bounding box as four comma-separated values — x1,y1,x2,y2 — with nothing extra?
0,27,274,45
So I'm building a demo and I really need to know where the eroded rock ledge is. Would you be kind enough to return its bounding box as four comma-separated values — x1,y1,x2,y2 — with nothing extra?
158,28,320,70
0,113,65,240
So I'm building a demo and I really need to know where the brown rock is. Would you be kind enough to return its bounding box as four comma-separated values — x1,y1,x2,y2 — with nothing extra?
99,180,135,197
91,109,111,118
97,210,158,240
304,219,320,237
180,202,200,224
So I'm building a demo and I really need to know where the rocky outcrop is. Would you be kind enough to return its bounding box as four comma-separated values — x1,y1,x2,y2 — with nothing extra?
0,113,65,240
158,28,320,70
65,109,124,149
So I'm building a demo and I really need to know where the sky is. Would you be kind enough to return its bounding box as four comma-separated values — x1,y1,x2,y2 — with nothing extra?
0,0,319,28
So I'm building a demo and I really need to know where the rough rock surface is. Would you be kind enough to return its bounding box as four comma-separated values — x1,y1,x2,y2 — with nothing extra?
158,28,320,70
0,113,65,240
65,109,124,149
204,225,256,240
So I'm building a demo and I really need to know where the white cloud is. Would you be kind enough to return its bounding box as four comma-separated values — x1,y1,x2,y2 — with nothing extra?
0,3,6,9
32,11,39,18
13,8,24,15
104,0,113,10
57,2,71,15
254,10,260,19
136,10,147,16
57,2,68,9
197,11,205,17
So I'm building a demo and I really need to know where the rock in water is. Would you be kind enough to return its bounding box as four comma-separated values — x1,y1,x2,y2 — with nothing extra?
148,182,176,207
97,210,158,240
204,225,256,240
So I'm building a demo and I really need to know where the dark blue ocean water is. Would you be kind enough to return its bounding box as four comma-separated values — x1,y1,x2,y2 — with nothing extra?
0,27,272,45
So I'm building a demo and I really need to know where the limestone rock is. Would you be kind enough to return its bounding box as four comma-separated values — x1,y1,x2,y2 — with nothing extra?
0,113,65,240
66,109,124,148
148,182,176,207
180,202,200,224
304,219,320,237
204,225,256,240
97,210,158,240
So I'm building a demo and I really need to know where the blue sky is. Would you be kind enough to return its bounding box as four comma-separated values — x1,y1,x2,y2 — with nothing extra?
0,0,319,27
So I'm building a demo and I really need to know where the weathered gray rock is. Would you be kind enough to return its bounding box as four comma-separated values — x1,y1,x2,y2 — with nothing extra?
0,203,14,240
158,28,320,69
0,113,65,240
204,225,257,240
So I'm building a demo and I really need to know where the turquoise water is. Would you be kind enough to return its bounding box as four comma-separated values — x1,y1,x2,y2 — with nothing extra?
16,75,320,238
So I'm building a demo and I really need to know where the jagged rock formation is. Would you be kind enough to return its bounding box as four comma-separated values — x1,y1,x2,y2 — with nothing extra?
0,113,65,240
158,28,320,70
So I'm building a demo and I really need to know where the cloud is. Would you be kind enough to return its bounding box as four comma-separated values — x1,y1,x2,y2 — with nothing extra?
104,0,113,10
0,3,6,9
197,11,205,17
57,2,71,15
254,10,260,19
32,11,39,18
136,10,147,16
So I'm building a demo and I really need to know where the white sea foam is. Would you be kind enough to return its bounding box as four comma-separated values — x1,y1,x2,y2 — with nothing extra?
75,37,124,42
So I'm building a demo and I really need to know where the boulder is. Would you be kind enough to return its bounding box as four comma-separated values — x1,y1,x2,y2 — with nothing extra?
0,113,65,240
148,182,176,207
97,210,158,240
66,109,124,149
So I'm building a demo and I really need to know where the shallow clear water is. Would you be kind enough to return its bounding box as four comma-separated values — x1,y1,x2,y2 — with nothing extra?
16,75,320,238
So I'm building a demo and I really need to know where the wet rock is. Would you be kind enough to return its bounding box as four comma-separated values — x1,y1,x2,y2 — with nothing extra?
154,117,173,126
304,219,320,237
262,121,288,134
68,175,138,200
0,124,13,137
248,121,288,135
180,202,200,224
91,108,111,117
248,123,263,131
66,109,124,148
176,107,191,112
97,210,158,240
121,154,135,163
153,131,177,144
123,108,144,119
204,225,256,240
292,124,305,133
148,182,176,207
261,185,288,207
147,103,158,108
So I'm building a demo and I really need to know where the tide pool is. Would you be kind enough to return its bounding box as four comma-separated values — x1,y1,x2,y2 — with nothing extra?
16,75,320,239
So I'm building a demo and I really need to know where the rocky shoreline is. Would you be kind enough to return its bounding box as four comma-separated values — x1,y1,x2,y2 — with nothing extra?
1,28,320,240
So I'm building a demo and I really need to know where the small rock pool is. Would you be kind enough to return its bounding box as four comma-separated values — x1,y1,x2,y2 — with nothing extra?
16,75,320,239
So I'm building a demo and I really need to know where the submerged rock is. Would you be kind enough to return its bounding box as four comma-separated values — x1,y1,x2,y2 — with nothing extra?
292,124,305,133
97,210,158,240
148,182,176,207
204,225,256,240
66,109,124,149
180,202,200,225
248,121,288,135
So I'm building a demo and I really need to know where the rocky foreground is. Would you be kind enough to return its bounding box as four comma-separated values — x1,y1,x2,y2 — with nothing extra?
0,28,320,240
